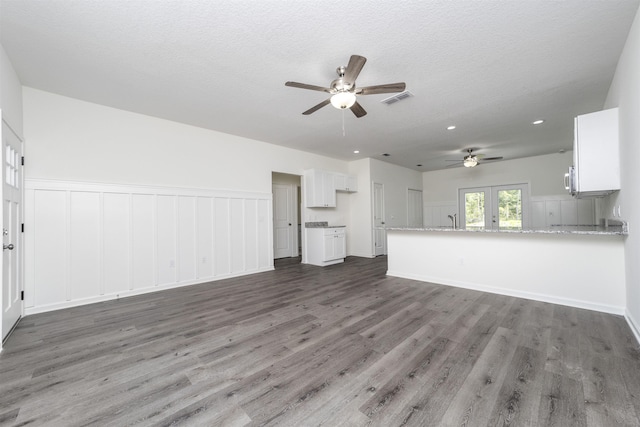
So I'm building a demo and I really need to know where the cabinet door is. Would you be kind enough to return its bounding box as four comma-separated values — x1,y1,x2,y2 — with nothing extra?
334,174,347,191
346,175,357,192
305,169,336,207
322,172,336,207
334,233,346,259
574,108,619,193
335,174,358,192
323,234,335,260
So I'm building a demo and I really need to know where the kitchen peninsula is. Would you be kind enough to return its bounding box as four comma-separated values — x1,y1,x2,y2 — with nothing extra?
386,225,626,315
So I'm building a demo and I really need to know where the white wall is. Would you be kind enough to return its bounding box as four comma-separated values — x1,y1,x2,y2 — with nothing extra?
370,158,423,228
422,152,577,227
21,88,359,313
0,44,23,137
23,88,350,192
423,151,572,201
348,158,373,257
602,6,640,342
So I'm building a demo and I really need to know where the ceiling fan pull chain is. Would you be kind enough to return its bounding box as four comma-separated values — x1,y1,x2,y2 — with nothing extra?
342,109,346,137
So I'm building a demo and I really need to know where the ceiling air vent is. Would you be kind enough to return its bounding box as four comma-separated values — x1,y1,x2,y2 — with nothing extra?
380,91,413,105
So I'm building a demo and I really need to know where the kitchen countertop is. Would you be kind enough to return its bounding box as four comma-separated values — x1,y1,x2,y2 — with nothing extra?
386,223,627,236
305,222,346,228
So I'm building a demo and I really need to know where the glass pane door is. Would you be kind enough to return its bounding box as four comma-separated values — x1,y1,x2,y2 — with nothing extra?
459,187,490,230
491,184,528,230
459,184,529,230
495,188,522,230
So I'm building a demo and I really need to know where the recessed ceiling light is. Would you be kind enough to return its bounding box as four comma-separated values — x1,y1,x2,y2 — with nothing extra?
532,119,544,125
353,150,360,154
447,125,456,130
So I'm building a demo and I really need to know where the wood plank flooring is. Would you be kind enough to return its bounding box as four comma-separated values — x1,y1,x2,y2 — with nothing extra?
1,256,640,426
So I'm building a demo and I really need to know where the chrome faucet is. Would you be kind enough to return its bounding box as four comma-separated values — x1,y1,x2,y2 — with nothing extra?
447,214,457,229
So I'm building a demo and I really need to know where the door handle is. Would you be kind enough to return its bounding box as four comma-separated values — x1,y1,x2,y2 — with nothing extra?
3,243,14,251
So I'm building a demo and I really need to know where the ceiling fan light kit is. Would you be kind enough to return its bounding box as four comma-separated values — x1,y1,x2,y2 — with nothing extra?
463,156,478,167
285,54,406,118
447,148,504,168
330,91,356,109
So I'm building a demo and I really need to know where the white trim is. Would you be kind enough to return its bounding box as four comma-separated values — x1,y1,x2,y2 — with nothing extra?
387,270,626,316
24,266,274,316
25,179,271,200
625,310,640,346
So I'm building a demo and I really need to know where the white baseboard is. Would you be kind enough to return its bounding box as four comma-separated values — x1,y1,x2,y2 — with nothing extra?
387,270,626,316
348,252,376,258
625,310,640,346
24,267,274,316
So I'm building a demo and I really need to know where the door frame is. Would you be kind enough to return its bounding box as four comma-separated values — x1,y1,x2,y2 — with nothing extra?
373,182,386,256
271,173,301,261
458,183,530,230
272,183,298,258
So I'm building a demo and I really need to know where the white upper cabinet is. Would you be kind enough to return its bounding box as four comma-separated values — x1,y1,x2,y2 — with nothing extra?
304,169,358,207
304,169,336,207
334,173,358,192
573,107,620,197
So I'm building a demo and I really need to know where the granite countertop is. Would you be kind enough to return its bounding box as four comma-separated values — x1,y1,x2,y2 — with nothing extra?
386,223,627,236
305,222,346,228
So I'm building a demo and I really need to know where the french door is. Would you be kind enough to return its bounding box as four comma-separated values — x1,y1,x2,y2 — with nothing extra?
458,184,529,230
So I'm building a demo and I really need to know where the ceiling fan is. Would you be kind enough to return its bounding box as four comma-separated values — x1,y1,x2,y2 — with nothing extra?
285,55,406,118
446,149,504,168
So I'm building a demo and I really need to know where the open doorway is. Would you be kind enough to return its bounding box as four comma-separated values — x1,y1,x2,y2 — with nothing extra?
272,172,301,261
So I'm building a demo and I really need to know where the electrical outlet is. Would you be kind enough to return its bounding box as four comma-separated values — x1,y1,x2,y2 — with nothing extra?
169,260,175,268
202,257,207,264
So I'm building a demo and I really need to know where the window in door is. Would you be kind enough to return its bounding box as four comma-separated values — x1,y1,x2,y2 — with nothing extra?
458,184,529,230
462,189,487,230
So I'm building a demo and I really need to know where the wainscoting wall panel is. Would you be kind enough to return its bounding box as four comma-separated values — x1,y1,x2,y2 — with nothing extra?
103,193,130,295
24,180,274,315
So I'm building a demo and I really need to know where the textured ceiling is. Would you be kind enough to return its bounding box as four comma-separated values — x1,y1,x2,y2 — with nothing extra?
1,0,639,171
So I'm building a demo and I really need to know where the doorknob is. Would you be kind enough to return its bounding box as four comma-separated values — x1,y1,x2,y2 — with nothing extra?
3,243,14,251
288,223,292,226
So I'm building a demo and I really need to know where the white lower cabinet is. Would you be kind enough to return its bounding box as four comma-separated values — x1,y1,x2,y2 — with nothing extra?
306,227,346,266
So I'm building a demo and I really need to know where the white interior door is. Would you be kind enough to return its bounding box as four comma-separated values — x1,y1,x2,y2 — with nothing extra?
2,118,22,341
373,182,386,256
273,183,296,259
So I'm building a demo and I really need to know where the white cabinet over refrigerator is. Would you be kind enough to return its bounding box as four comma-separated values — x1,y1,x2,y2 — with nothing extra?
565,107,619,198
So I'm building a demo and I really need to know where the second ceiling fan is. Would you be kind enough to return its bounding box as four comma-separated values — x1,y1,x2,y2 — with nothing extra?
285,55,406,118
446,149,504,168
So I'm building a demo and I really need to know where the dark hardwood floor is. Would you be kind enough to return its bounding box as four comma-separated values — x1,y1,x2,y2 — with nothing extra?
1,256,640,426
